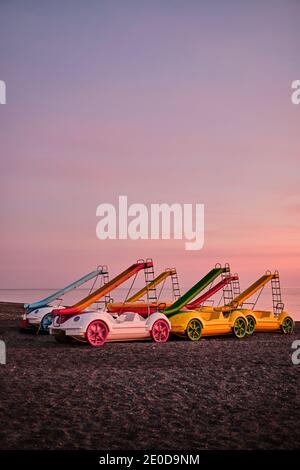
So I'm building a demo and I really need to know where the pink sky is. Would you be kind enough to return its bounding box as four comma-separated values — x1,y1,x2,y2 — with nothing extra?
0,0,300,289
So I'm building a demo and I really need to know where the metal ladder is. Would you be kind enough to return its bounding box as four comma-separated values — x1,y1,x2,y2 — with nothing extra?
170,269,181,301
144,258,157,303
220,270,240,305
271,271,284,316
102,266,111,306
221,270,234,305
232,274,240,299
95,265,111,310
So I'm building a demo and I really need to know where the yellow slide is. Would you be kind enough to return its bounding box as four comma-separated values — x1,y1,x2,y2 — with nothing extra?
107,268,179,316
219,273,274,311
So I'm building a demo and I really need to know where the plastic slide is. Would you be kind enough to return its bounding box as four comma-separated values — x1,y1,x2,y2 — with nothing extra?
52,259,154,316
217,273,275,311
186,274,239,310
127,268,177,302
107,268,178,315
164,265,228,317
24,266,108,312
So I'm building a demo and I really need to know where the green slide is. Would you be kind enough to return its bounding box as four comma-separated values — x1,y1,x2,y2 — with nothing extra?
164,265,227,317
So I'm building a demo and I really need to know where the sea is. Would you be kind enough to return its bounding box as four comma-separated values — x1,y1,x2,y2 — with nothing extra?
0,287,299,320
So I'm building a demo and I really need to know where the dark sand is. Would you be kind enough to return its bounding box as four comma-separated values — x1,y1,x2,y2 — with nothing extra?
0,302,299,450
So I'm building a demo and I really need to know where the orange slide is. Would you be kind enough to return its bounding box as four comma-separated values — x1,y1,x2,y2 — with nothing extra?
52,259,153,316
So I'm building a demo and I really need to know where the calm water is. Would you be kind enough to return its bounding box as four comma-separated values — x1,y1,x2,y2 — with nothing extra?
0,287,299,320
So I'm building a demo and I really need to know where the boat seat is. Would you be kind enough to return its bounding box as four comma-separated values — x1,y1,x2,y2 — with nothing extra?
207,312,221,320
254,311,272,319
116,312,143,322
125,312,138,322
198,311,220,321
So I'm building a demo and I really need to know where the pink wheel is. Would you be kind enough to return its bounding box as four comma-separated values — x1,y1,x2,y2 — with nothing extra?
151,319,170,343
86,320,108,347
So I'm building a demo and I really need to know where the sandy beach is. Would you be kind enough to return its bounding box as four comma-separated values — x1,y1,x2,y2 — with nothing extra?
0,301,299,450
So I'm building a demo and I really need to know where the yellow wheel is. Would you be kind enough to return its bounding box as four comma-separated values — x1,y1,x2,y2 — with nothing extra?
186,318,202,341
246,315,256,335
232,317,247,339
281,316,294,334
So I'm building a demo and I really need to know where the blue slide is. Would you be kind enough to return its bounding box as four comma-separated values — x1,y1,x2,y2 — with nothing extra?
24,266,108,312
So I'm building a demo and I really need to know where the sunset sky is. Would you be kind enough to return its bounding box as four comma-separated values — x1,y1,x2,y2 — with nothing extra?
0,0,299,289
